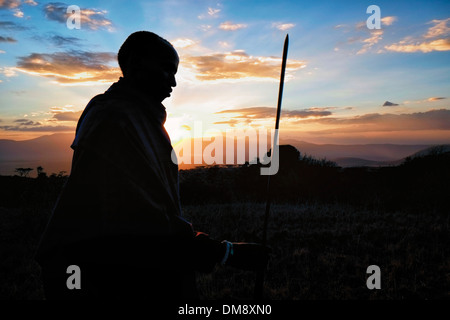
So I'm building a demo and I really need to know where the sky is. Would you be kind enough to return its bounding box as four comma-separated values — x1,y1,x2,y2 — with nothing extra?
0,0,450,146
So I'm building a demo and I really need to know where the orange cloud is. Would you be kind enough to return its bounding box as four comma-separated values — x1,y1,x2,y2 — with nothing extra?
213,119,240,127
183,50,305,81
0,0,36,9
0,122,74,132
385,38,450,53
44,3,114,31
0,66,17,77
424,18,450,38
171,38,196,49
386,18,450,53
303,109,450,132
0,104,83,134
15,51,121,84
381,16,397,26
211,109,450,144
13,119,41,126
214,107,332,127
219,21,247,31
198,7,221,19
13,8,23,17
51,110,83,121
273,23,295,31
338,17,396,54
357,30,383,54
428,97,446,101
0,0,20,9
208,7,220,16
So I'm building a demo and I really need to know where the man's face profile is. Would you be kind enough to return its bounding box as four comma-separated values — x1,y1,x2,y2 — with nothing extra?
129,46,179,103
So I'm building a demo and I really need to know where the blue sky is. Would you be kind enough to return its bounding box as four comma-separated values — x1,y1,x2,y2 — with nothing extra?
0,0,449,144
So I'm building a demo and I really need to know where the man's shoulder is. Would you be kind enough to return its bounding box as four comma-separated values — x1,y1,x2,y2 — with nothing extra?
72,93,139,149
84,91,143,120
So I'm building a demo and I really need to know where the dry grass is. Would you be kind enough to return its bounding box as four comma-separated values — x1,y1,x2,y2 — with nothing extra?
1,195,449,300
183,202,450,300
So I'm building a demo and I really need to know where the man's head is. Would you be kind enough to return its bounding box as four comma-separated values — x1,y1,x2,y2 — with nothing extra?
118,31,179,102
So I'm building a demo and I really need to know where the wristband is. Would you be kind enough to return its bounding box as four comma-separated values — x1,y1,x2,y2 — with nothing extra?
220,240,233,265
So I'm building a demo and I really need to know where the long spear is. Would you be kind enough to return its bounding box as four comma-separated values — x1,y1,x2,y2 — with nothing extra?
255,34,289,300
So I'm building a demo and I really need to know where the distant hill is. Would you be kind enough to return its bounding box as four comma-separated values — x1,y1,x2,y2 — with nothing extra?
0,133,74,177
331,157,403,168
330,144,450,168
280,139,431,164
407,144,450,159
0,133,446,175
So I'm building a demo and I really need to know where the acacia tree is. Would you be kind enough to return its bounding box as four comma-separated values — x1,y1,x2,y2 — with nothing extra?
15,168,33,177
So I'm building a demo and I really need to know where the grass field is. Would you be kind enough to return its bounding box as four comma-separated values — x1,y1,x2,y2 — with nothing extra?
184,202,449,300
2,199,448,300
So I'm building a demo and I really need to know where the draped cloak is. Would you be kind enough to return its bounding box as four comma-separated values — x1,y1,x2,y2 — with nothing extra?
35,78,200,299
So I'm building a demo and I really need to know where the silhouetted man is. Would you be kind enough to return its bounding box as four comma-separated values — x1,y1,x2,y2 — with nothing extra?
35,31,268,300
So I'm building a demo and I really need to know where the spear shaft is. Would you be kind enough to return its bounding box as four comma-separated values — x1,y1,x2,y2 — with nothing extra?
254,34,289,300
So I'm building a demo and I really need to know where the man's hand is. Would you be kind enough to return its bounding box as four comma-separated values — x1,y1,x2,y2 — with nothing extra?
192,231,225,273
226,242,270,271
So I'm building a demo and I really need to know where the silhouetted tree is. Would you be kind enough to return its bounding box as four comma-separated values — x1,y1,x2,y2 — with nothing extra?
49,171,68,179
37,166,47,179
15,168,33,177
57,171,67,178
